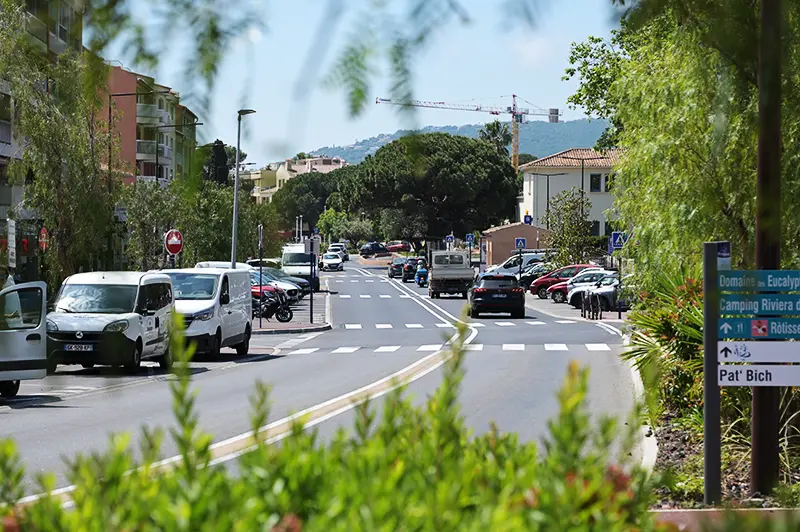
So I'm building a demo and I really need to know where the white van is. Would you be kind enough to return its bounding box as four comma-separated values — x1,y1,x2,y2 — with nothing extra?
0,277,47,399
46,272,174,373
486,252,549,277
161,268,252,357
281,244,320,291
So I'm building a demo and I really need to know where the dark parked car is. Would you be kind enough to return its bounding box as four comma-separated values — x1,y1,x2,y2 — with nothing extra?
388,257,406,278
518,262,553,290
467,274,525,318
530,264,597,300
401,257,419,282
359,242,390,257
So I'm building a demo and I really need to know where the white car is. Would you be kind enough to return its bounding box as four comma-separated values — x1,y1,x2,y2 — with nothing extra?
46,272,175,373
566,270,618,307
321,252,344,271
328,243,349,261
0,278,47,398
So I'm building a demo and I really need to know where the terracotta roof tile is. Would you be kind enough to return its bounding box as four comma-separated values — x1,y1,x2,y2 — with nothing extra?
520,148,623,170
482,222,549,234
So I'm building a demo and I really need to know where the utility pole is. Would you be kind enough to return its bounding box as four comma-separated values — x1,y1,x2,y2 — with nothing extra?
529,172,566,229
561,154,604,220
752,0,782,496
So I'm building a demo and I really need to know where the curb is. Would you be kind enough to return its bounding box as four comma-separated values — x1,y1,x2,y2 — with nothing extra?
652,508,800,531
252,323,332,335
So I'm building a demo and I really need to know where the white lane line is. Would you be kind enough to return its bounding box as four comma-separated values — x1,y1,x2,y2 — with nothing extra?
288,348,319,355
335,280,344,283
339,295,351,299
380,279,390,283
366,280,374,283
405,323,423,329
586,343,611,351
374,345,401,353
360,295,371,299
471,323,485,327
502,344,525,351
544,343,569,351
555,320,577,324
375,324,393,329
495,321,516,327
332,347,360,354
464,344,483,351
344,324,362,330
526,321,545,326
418,344,442,351
379,294,392,298
421,295,431,299
350,280,359,283
436,323,455,328
399,294,411,299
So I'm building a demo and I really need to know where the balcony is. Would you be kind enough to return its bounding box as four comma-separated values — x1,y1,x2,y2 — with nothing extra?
0,121,10,145
136,104,169,125
136,140,172,162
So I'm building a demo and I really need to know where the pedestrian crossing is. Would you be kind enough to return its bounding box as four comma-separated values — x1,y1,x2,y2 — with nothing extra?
285,343,613,355
339,320,568,330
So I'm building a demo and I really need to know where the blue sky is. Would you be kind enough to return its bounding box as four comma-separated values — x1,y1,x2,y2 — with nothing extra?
106,0,619,166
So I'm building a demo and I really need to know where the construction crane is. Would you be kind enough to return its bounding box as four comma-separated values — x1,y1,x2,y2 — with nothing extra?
375,95,561,172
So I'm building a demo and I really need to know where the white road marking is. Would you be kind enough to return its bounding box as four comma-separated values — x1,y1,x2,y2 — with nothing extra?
502,344,525,351
360,295,371,299
288,348,319,355
436,323,455,328
335,280,344,283
380,279,390,283
332,347,360,354
399,294,411,299
526,321,545,326
344,324,362,330
470,323,485,327
339,295,351,299
464,344,483,351
495,321,515,327
544,344,569,351
418,344,442,351
405,323,423,329
374,346,401,353
379,294,392,298
366,280,374,283
555,320,577,324
375,324,393,329
586,343,611,351
350,280,359,283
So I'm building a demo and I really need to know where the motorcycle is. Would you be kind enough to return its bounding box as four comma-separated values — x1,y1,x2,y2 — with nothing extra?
415,265,428,287
253,289,293,323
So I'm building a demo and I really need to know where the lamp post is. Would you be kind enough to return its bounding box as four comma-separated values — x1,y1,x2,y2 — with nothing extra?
561,154,605,219
528,172,566,229
231,109,256,268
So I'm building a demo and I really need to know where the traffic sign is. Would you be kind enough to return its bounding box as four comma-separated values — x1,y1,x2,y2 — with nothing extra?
719,294,800,315
465,233,474,243
445,235,454,243
6,219,15,269
523,214,533,225
164,229,183,255
39,227,49,252
314,227,319,234
719,270,800,292
718,365,800,387
718,317,800,339
611,231,628,250
515,237,526,249
718,341,800,363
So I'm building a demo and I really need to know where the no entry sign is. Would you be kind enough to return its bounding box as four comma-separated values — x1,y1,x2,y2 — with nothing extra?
164,229,183,255
39,227,49,252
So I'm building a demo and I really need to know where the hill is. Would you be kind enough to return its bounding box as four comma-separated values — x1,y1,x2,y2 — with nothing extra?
310,118,609,163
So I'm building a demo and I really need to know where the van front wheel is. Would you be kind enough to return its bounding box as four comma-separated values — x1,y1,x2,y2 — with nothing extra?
0,380,20,398
236,327,251,356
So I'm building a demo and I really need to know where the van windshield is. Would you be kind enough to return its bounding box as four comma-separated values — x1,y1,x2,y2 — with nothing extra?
283,253,312,266
56,284,138,314
166,273,219,300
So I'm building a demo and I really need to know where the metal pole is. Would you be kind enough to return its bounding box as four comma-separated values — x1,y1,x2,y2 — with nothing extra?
300,215,304,241
155,127,159,181
580,160,585,219
309,251,315,323
108,94,114,270
546,176,550,229
231,115,242,268
703,242,721,505
618,257,623,320
259,251,263,330
752,0,782,495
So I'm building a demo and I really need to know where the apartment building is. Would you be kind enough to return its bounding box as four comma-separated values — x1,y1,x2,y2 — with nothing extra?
241,166,278,204
275,155,347,188
518,148,622,237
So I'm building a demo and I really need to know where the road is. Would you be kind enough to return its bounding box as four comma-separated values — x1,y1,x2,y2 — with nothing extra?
0,262,636,496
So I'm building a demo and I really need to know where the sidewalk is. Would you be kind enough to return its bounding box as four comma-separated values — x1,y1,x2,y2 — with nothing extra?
524,294,630,326
252,287,332,335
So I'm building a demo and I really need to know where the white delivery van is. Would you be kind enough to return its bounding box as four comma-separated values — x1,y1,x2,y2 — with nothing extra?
162,268,252,357
0,274,48,399
46,272,174,373
281,243,320,291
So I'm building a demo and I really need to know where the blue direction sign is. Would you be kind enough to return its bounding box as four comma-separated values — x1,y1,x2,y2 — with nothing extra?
465,233,474,243
719,270,800,293
611,231,628,250
523,214,533,225
515,237,526,249
719,294,800,316
718,317,800,339
445,234,454,243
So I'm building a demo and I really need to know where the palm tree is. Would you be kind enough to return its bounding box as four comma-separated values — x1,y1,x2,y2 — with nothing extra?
478,120,513,157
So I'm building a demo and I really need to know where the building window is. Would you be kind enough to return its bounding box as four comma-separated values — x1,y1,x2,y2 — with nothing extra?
590,173,602,192
605,173,614,192
158,99,164,110
590,221,601,236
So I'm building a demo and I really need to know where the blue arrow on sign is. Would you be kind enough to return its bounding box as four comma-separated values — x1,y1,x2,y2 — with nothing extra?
515,237,526,249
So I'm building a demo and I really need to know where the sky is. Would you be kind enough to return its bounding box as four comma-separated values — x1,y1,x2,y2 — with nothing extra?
103,0,620,167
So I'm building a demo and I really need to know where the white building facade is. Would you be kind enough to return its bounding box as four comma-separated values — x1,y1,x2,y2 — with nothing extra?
518,148,622,237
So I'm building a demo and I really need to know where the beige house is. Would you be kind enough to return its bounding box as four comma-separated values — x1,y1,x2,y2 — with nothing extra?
480,222,552,267
276,155,347,188
241,166,279,204
518,148,623,236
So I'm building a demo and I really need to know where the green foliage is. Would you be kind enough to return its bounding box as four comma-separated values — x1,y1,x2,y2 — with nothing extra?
0,0,120,285
316,208,348,241
542,187,593,266
122,181,179,270
479,120,513,157
196,139,230,186
270,167,351,230
377,208,427,244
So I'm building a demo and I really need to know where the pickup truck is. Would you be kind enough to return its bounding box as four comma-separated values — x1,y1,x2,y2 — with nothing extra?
427,251,473,299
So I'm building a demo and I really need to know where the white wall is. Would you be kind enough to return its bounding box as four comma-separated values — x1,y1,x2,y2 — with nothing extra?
521,167,617,236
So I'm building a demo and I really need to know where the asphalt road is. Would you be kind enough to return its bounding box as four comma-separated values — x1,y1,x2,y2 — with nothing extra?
0,262,636,496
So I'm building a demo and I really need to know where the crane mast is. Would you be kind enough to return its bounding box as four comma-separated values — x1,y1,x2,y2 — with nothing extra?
375,94,560,172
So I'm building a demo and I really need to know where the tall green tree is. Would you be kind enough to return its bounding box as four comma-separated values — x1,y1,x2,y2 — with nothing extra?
542,187,592,267
0,0,120,284
122,181,179,270
270,166,352,230
478,120,513,157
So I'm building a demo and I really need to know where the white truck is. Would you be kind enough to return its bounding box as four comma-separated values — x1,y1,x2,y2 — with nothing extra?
427,250,474,299
281,242,320,291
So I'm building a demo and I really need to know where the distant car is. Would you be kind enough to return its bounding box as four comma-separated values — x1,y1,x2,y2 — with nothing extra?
262,267,311,296
401,257,419,282
518,262,553,290
388,257,406,278
328,243,349,261
321,252,344,271
530,264,598,300
360,243,389,257
546,268,607,304
467,273,525,318
589,273,635,312
385,240,411,253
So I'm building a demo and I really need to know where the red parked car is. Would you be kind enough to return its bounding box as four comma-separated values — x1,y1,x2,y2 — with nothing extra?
546,281,571,304
385,240,411,253
530,264,597,299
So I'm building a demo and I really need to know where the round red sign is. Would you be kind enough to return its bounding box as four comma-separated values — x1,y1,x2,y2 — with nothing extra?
39,227,49,252
164,229,183,255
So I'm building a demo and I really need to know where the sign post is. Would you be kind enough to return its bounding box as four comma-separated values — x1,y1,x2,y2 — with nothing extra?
703,242,723,505
258,224,264,329
445,234,454,251
465,233,474,266
7,219,15,270
612,231,629,320
515,237,526,279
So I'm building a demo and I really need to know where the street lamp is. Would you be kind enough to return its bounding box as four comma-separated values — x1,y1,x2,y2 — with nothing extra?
528,172,566,229
231,108,257,268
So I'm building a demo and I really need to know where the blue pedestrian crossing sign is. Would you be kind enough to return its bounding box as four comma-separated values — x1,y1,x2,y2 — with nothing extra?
515,237,526,249
445,234,454,243
611,231,628,250
465,233,474,243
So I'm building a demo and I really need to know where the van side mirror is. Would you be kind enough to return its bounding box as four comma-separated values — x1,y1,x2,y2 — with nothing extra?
221,293,230,305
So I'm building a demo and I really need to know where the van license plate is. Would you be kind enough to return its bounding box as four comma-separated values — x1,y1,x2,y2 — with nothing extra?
64,344,93,352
